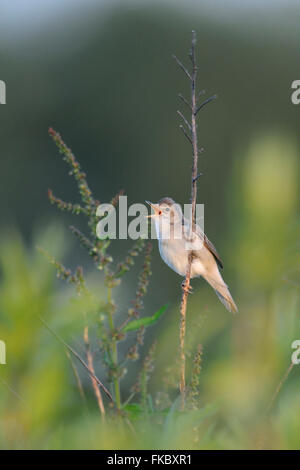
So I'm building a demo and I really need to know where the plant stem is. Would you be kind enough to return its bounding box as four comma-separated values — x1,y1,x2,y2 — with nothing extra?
107,287,121,409
178,31,199,411
83,326,106,418
39,316,113,401
267,361,295,413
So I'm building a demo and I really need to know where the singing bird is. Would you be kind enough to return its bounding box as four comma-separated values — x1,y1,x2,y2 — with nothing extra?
146,198,238,313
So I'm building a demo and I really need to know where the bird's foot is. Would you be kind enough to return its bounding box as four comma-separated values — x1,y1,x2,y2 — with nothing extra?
181,280,193,294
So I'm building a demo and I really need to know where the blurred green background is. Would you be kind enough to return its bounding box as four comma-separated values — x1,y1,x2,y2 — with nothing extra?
0,0,299,450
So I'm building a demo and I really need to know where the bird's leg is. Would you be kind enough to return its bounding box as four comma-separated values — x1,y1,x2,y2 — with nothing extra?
181,279,193,294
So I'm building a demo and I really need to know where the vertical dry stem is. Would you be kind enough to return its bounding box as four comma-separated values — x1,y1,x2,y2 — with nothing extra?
174,31,216,410
179,31,198,411
106,286,121,409
84,326,106,418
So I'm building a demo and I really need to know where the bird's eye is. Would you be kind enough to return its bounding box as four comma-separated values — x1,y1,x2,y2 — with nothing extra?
165,207,170,212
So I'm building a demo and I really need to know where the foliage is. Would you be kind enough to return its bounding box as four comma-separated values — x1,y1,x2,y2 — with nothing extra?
39,128,171,415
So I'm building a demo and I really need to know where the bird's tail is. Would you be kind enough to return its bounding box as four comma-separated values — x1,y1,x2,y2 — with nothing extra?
204,273,238,314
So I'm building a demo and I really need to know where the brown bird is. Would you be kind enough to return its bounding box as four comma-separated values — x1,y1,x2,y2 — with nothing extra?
146,197,238,313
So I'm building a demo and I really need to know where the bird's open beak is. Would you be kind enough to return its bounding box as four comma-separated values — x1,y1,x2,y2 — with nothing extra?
145,200,159,218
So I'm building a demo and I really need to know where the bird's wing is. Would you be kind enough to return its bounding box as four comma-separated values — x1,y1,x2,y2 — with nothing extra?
203,234,223,269
193,223,224,269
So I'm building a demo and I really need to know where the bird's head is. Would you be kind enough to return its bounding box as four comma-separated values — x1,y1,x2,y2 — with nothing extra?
145,198,182,224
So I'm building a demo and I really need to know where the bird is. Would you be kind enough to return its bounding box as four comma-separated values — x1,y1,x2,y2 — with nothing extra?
146,197,238,313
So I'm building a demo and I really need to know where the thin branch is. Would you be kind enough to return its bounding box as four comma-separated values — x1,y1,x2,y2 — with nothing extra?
48,128,95,210
65,350,86,402
178,93,192,110
178,30,203,411
195,94,217,115
267,362,295,414
0,376,25,404
84,326,106,418
39,316,113,402
106,287,121,409
123,391,136,407
172,54,192,80
179,124,192,144
69,225,94,250
192,173,203,183
177,110,191,131
48,189,88,215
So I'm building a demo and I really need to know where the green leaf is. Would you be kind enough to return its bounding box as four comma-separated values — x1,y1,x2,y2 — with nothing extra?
123,403,143,414
122,303,169,332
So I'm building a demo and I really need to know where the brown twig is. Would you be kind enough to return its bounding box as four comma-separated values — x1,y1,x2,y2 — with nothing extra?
179,124,192,144
174,30,215,410
195,94,217,115
65,350,86,402
39,316,113,402
177,110,191,132
178,93,192,110
84,326,106,418
172,55,192,81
